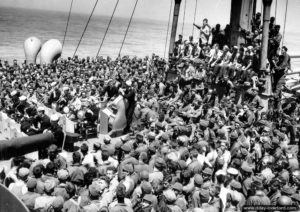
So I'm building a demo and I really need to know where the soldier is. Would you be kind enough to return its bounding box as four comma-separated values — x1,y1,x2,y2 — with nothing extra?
34,106,51,134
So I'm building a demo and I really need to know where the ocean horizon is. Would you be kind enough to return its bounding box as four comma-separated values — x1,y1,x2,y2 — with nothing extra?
1,6,300,64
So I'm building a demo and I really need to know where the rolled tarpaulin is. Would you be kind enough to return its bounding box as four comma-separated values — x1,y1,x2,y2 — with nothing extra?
0,133,55,160
40,39,62,64
24,37,42,64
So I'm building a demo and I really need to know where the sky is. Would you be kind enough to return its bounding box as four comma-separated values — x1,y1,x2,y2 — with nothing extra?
0,0,298,28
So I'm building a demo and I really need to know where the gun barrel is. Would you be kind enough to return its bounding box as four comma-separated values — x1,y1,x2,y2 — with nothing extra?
0,133,55,160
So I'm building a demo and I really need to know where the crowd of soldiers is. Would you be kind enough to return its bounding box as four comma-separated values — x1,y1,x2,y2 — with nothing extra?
0,15,299,212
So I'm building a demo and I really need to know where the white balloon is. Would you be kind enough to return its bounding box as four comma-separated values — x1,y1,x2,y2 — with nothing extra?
40,39,62,64
24,37,42,64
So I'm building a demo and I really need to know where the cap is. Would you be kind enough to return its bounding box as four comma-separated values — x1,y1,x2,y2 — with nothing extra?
241,148,248,156
161,133,169,141
121,144,131,153
272,138,280,145
48,144,58,153
140,170,149,181
227,167,239,176
241,162,253,173
172,182,183,192
50,114,59,122
141,182,152,194
44,179,56,193
240,142,250,149
65,182,76,194
202,167,213,176
148,132,156,139
143,194,153,203
89,184,101,198
291,193,300,202
37,106,45,111
51,196,64,209
163,190,177,203
19,95,27,101
120,135,129,142
199,188,210,201
125,80,132,86
215,169,226,176
154,157,166,169
178,160,187,170
27,178,37,189
57,169,69,181
281,185,295,195
230,180,242,190
277,196,293,206
18,167,30,178
230,132,238,139
10,90,17,96
194,174,203,186
104,135,111,142
123,164,134,173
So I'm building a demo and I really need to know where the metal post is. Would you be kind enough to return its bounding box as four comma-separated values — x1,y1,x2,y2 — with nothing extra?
253,0,257,16
260,0,273,71
230,0,254,46
169,0,182,56
260,0,273,112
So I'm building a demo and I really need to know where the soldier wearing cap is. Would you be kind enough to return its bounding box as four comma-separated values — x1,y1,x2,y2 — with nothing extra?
267,178,282,205
34,179,57,211
101,135,115,156
47,114,64,147
53,169,70,201
9,167,30,198
109,184,133,212
172,182,187,211
47,144,67,169
240,162,253,197
48,82,61,106
16,95,29,115
34,106,51,134
20,178,41,211
149,157,165,185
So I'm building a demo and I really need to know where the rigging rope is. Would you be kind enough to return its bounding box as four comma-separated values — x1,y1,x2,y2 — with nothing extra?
118,0,139,56
275,0,278,20
73,0,99,58
192,0,198,37
96,0,120,57
62,0,74,51
282,0,288,46
164,0,173,59
181,0,187,35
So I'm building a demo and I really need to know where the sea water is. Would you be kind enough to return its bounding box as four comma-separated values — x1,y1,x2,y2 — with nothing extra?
0,6,300,64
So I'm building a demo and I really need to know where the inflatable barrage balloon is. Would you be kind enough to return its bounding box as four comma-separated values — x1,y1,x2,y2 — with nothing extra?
40,39,62,64
24,37,42,64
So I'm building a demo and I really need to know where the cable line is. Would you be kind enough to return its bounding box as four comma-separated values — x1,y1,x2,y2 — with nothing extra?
192,0,198,36
118,0,139,56
282,0,289,46
73,0,99,58
181,0,186,35
96,0,120,56
62,0,74,51
164,0,173,59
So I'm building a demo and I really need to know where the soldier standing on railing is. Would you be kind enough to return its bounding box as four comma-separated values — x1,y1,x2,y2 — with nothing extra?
273,46,291,92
